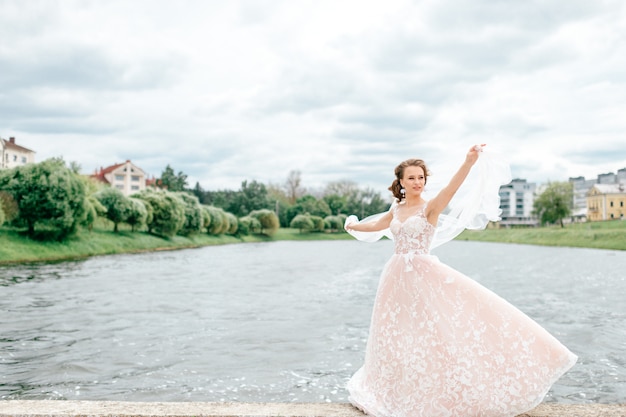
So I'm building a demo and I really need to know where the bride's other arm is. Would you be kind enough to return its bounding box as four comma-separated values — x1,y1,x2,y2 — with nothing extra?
345,211,393,232
426,144,483,222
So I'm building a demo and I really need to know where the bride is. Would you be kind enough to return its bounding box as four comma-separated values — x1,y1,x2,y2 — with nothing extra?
344,145,577,417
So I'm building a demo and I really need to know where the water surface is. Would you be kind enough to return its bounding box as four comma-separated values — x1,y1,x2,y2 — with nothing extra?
1,240,624,403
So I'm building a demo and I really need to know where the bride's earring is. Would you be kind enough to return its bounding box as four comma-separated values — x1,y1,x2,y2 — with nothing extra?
400,187,406,197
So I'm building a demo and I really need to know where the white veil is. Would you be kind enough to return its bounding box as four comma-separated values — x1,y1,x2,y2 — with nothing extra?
344,148,511,250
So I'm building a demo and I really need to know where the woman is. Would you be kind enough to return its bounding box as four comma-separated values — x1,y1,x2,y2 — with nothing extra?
344,145,577,417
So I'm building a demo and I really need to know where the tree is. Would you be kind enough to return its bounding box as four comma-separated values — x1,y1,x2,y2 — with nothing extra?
324,214,346,232
126,198,149,232
69,161,82,174
134,189,186,237
285,170,305,204
0,190,18,224
533,181,573,227
237,215,261,235
95,188,131,232
266,183,292,227
159,164,188,192
191,181,206,203
309,215,325,232
286,195,331,224
290,214,314,233
0,158,87,239
229,180,271,216
174,192,203,235
204,205,229,235
323,194,347,215
224,212,239,234
249,209,280,235
82,196,106,231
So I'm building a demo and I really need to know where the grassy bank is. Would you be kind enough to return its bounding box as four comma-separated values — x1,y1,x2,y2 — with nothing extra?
0,223,352,265
2,219,624,265
459,219,626,250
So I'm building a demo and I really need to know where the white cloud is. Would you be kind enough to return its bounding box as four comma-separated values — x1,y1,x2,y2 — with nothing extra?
1,0,625,195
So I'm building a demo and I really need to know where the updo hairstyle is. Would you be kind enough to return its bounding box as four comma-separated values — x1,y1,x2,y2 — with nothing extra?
388,158,430,202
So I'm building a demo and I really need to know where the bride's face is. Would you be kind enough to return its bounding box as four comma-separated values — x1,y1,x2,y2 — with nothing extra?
401,166,426,196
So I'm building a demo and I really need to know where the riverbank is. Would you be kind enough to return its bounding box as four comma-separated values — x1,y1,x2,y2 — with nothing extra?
1,401,624,417
458,219,626,251
0,225,352,265
2,219,625,265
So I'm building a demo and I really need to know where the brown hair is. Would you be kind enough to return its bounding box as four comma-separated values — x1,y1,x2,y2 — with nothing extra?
388,158,429,202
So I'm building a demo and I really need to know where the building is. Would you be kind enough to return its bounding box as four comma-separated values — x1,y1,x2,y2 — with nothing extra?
498,178,538,227
0,136,35,169
572,168,626,221
91,160,148,196
587,183,626,221
569,176,596,220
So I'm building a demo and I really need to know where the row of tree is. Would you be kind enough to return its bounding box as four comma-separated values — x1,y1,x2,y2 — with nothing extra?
0,159,386,240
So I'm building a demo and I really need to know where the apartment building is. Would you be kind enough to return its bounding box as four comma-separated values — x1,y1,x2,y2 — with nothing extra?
498,179,538,227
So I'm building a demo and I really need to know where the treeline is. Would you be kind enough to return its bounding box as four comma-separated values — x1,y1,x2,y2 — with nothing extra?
0,159,390,240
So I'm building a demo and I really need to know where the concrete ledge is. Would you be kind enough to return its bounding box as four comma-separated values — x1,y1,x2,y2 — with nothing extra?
1,401,625,417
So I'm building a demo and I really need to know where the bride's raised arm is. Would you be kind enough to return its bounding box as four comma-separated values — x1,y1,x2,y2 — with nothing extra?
426,144,484,224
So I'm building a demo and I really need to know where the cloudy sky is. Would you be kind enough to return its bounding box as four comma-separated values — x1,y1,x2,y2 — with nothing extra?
1,0,625,195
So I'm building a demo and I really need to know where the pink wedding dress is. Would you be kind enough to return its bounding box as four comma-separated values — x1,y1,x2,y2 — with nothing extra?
345,153,577,417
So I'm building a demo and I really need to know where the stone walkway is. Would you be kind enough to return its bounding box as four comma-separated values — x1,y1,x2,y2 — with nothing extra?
1,401,625,417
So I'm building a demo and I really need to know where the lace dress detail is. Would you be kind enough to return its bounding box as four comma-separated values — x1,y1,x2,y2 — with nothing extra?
346,203,577,417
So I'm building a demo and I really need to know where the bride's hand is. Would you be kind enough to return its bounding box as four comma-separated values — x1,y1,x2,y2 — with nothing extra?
466,144,485,165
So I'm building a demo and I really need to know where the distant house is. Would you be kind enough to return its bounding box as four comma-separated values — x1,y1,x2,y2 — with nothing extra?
0,136,35,169
91,160,148,196
587,183,626,221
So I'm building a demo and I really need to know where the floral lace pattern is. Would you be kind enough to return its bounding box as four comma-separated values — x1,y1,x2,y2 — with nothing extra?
347,204,577,417
390,204,434,255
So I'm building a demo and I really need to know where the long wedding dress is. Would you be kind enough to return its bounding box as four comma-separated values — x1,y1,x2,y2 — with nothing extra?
344,151,577,417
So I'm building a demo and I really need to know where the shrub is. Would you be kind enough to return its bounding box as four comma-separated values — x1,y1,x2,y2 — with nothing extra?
238,215,262,235
290,214,314,233
224,212,238,234
204,205,229,235
201,206,212,231
324,215,345,232
309,215,325,232
249,209,280,235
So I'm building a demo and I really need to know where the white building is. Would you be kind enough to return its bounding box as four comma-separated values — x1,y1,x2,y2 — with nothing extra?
0,136,35,169
498,179,538,227
91,160,148,196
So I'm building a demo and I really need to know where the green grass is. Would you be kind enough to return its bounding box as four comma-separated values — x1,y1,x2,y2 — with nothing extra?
458,219,626,250
2,219,625,265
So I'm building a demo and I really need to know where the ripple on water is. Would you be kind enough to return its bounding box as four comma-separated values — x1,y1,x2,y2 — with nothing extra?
1,240,625,402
